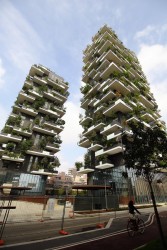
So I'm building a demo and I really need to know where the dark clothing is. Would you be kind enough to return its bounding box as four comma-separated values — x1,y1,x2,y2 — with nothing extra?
128,204,140,215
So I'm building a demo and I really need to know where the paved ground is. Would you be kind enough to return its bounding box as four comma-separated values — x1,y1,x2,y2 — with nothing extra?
64,211,167,250
1,210,167,250
0,203,167,250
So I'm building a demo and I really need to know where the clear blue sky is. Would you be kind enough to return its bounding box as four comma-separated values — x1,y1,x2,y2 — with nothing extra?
0,0,167,172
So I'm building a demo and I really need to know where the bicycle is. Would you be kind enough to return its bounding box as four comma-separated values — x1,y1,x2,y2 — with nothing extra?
127,214,145,237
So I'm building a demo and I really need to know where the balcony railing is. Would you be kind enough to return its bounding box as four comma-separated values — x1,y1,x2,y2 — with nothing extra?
17,91,35,103
13,105,38,117
0,133,22,143
78,137,91,148
103,99,132,116
2,154,24,162
33,125,57,136
26,149,54,158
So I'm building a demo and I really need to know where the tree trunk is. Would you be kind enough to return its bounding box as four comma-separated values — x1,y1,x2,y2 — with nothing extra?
148,178,166,249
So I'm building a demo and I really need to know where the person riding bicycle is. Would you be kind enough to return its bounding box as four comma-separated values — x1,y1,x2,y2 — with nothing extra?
128,200,141,227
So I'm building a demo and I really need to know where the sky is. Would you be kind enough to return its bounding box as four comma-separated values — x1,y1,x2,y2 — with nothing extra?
0,0,167,173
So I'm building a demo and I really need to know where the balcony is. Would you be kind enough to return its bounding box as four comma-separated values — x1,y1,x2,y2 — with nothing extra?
77,167,94,174
80,98,89,109
103,99,132,116
48,75,68,91
79,117,93,126
88,68,97,79
17,91,35,103
24,80,32,89
51,106,66,117
95,143,125,157
26,149,54,158
98,79,111,92
13,105,38,117
46,143,60,153
107,130,122,140
0,148,4,156
95,162,114,170
101,123,122,135
105,79,130,95
84,83,100,99
38,64,50,75
141,113,155,122
100,62,122,79
43,91,62,103
101,50,122,65
33,125,56,136
33,75,47,85
93,71,101,81
29,65,44,77
88,143,103,151
52,90,67,102
43,121,64,133
94,104,105,114
98,39,113,54
82,73,89,83
88,97,97,107
0,133,22,143
100,90,115,103
126,116,140,124
83,122,105,137
2,155,24,162
28,89,42,98
152,111,161,119
97,59,110,72
39,107,60,118
78,137,91,148
13,127,32,137
139,95,155,109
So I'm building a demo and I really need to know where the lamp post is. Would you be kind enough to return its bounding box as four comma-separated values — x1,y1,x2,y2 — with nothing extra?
59,186,69,235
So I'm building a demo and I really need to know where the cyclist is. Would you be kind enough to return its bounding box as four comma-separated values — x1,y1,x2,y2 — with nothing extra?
128,200,141,229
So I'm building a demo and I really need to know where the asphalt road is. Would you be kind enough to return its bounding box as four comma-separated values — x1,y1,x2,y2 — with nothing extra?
1,205,167,250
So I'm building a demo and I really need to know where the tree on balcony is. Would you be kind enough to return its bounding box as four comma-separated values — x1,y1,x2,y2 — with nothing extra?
84,152,91,168
122,121,167,249
75,162,83,171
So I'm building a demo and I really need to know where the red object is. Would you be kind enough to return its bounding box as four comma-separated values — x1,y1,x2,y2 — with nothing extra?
96,223,104,228
59,230,69,235
0,240,5,246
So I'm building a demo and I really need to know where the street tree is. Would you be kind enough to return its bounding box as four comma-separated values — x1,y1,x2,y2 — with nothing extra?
122,121,167,249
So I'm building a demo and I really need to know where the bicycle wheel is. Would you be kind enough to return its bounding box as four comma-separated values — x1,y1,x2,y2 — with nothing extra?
127,220,135,237
138,219,145,234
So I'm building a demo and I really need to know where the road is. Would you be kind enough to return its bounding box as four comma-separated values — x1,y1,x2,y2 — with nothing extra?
2,213,115,244
1,205,167,250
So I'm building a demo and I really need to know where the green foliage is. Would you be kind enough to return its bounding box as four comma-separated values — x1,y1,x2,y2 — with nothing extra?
33,97,45,110
19,139,33,154
84,152,91,168
6,143,15,151
122,121,167,181
41,157,49,168
75,162,83,171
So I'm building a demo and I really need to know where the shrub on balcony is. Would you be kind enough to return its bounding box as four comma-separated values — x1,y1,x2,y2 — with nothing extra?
19,139,33,154
6,143,15,151
39,138,47,150
38,85,48,93
2,127,12,133
33,97,45,110
34,118,40,125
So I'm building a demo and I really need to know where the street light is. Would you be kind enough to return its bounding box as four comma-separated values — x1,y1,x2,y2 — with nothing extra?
59,186,69,235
